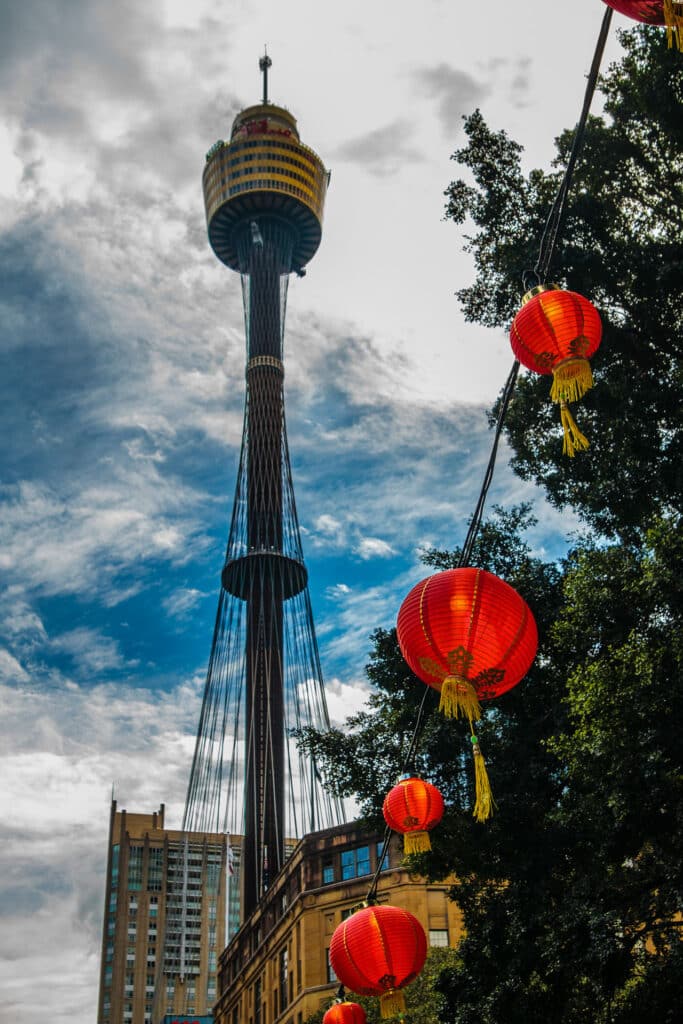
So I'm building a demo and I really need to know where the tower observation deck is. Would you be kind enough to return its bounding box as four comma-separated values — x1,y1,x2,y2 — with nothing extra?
203,100,329,274
184,59,343,923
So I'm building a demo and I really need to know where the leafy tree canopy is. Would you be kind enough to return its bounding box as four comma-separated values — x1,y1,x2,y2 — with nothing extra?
303,26,683,1024
444,28,682,541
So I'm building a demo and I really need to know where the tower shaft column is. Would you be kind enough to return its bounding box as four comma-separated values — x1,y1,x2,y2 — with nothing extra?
241,225,290,916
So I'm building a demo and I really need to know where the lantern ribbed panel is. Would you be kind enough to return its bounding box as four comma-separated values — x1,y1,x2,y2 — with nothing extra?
323,1002,367,1024
602,0,667,24
510,289,602,376
382,777,445,835
329,905,427,998
397,568,538,700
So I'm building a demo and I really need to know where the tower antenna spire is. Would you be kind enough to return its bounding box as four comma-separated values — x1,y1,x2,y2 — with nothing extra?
259,48,272,104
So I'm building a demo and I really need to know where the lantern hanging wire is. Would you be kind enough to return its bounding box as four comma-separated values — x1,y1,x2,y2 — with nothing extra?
463,5,613,567
365,5,615,904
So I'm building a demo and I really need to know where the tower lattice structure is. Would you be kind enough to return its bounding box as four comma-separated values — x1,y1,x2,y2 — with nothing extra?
184,58,344,922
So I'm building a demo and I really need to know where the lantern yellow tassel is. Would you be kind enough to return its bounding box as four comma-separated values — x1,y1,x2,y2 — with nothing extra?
559,401,590,458
439,676,482,723
404,830,431,854
379,989,406,1019
550,357,593,404
471,734,496,823
663,0,683,50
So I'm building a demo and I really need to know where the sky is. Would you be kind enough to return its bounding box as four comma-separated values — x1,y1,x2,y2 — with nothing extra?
0,1,633,1020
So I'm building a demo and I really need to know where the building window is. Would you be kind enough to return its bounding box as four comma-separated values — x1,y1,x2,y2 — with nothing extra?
127,845,143,890
326,949,337,983
429,928,449,947
111,845,120,889
341,846,370,880
147,848,163,892
254,978,262,1024
207,860,221,893
322,858,335,884
279,948,289,1010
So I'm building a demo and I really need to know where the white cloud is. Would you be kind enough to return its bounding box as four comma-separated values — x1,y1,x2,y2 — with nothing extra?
323,675,372,727
413,63,490,136
333,118,423,177
162,586,205,618
0,676,201,1022
0,472,211,602
0,647,29,682
0,122,23,196
0,893,103,1022
354,536,395,560
0,590,47,643
314,513,343,536
308,512,347,550
51,627,134,676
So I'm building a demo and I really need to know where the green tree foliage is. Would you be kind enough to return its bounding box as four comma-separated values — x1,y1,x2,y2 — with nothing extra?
444,28,682,541
302,26,683,1024
305,948,462,1024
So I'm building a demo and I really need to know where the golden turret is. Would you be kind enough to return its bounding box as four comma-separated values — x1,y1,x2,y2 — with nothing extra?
203,101,329,273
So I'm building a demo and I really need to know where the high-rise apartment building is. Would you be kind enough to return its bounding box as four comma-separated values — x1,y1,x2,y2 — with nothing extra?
97,802,228,1024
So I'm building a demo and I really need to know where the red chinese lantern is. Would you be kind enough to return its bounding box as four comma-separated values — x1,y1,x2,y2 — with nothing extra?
510,285,602,457
323,1002,367,1024
602,1,682,49
383,775,445,854
397,568,538,821
330,904,427,1019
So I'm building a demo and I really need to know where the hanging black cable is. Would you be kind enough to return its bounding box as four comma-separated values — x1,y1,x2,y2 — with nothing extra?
365,11,615,903
458,358,520,569
524,5,613,291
